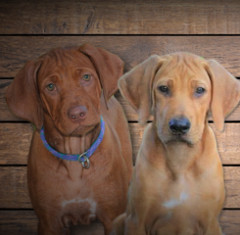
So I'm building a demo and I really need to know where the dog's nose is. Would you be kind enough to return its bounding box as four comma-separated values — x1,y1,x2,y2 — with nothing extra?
67,105,87,121
169,117,191,134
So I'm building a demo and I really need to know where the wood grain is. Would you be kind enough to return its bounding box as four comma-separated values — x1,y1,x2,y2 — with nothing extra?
0,167,30,208
220,210,240,235
1,123,240,165
0,210,238,235
1,0,240,233
129,123,240,165
116,91,240,122
0,210,37,235
0,210,104,235
0,124,33,164
1,80,240,122
0,166,239,208
1,36,240,77
1,0,240,34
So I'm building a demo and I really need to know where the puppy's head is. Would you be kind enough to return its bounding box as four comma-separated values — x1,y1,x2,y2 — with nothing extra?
119,53,240,145
6,44,123,136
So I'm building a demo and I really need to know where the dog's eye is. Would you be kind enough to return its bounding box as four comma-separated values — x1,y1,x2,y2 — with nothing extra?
158,85,169,95
82,74,91,81
46,83,56,91
195,87,206,96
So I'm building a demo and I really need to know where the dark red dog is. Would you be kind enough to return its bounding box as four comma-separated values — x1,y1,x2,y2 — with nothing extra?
6,44,133,235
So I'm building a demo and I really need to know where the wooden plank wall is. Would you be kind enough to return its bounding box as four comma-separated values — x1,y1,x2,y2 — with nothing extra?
0,0,240,234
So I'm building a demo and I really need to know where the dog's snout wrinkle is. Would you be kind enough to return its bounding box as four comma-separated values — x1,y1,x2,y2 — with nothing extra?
169,117,191,135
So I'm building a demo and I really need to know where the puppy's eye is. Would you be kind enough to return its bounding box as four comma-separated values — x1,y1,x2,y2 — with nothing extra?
195,87,206,96
158,85,169,95
82,74,91,81
46,83,56,91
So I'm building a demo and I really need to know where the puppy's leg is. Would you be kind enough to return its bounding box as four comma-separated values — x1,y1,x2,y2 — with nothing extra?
98,208,125,235
124,215,146,235
102,220,113,235
111,213,126,235
38,219,69,235
205,220,223,235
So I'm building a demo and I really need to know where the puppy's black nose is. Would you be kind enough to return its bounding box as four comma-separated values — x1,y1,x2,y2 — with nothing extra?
169,117,191,134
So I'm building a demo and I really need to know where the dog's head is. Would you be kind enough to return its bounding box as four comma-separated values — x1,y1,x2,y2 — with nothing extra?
119,53,240,145
6,44,123,136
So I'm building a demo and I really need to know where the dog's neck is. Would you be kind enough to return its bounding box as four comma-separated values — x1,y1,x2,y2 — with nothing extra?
152,124,210,177
42,116,101,156
163,141,203,176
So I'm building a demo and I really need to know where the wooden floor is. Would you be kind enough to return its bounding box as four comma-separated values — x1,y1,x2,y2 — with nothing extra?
0,1,240,234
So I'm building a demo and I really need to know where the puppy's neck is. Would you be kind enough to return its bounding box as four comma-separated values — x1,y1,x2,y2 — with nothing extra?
163,141,202,176
152,125,206,177
43,116,101,156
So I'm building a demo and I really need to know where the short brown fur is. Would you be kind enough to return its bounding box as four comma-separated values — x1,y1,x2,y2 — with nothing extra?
112,53,240,235
6,44,133,235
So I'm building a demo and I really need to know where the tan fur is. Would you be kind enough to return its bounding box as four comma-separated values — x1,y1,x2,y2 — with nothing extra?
112,53,240,235
6,44,133,235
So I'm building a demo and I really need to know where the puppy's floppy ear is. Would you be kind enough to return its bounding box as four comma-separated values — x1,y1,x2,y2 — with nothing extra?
6,60,43,129
118,55,163,125
79,44,124,101
206,60,240,131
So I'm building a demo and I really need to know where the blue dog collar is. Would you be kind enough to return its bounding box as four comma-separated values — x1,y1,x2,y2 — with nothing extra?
40,117,105,169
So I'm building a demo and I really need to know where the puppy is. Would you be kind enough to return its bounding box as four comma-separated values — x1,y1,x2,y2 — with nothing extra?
6,44,133,235
112,53,240,235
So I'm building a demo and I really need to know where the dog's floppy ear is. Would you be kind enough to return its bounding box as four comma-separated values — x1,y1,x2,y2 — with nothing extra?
79,44,124,102
206,60,240,131
118,55,163,125
6,60,43,129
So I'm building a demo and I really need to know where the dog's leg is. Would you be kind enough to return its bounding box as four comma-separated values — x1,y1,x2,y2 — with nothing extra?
38,219,69,235
102,220,113,235
110,213,126,235
205,220,223,235
124,215,146,235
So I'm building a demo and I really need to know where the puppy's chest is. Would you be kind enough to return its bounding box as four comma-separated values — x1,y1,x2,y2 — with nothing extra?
156,175,220,219
160,176,191,210
60,197,98,227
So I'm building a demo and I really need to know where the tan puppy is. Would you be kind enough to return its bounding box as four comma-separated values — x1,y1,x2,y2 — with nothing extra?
6,44,133,235
112,53,240,235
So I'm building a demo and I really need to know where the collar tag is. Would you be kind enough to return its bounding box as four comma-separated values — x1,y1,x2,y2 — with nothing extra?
79,154,90,169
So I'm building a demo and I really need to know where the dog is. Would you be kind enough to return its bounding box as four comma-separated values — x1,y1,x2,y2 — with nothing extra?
6,44,133,235
112,53,240,235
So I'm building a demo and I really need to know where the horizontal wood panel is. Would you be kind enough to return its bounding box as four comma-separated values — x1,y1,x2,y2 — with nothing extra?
1,123,240,165
1,0,240,34
1,80,240,122
129,123,240,165
0,167,30,208
0,167,239,209
0,210,239,235
1,0,239,232
0,210,104,235
220,210,240,235
0,124,33,164
117,92,240,122
0,210,37,235
1,36,240,77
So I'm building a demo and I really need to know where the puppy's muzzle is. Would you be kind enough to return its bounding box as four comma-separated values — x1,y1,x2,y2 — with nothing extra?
67,105,88,122
169,117,191,135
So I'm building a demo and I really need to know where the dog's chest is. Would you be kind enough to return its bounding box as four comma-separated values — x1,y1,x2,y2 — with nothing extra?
60,197,98,227
162,177,218,210
151,174,222,233
161,176,190,210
